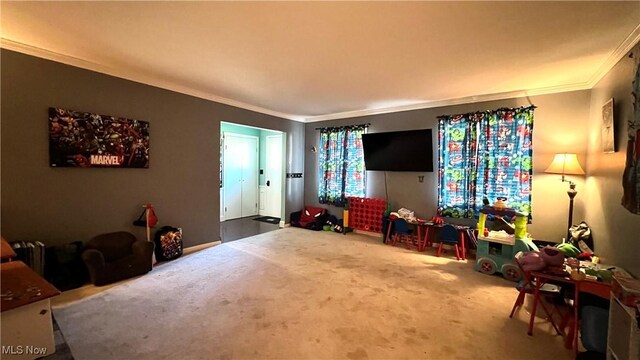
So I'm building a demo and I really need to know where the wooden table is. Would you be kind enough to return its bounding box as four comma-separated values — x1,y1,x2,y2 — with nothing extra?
529,267,628,356
1,261,60,359
385,220,471,260
418,222,471,259
1,236,17,262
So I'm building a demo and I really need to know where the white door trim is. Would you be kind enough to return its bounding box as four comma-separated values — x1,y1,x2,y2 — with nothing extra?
264,134,283,218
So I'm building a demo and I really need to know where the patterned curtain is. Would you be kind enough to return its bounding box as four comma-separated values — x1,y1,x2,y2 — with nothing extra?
437,113,481,218
622,47,640,214
318,125,367,207
437,106,534,219
476,107,534,216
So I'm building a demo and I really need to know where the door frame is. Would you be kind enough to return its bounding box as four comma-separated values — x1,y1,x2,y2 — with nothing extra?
221,132,259,221
264,134,284,219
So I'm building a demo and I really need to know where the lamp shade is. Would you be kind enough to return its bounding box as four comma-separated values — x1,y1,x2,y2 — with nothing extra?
544,153,585,175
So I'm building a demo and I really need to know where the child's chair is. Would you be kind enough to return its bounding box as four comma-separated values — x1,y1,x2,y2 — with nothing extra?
509,251,565,336
436,224,461,260
390,218,414,249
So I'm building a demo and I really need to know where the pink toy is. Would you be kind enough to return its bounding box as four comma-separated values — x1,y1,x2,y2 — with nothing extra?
519,252,546,272
540,246,565,267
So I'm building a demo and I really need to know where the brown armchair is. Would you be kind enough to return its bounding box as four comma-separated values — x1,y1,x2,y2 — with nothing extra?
82,231,154,286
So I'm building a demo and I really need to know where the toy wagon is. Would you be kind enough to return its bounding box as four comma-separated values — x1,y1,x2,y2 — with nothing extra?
474,208,537,282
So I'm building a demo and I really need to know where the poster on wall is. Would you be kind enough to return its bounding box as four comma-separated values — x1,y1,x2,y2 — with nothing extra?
602,98,615,153
49,107,150,168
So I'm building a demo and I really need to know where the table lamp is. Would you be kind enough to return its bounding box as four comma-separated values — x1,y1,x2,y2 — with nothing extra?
544,153,585,241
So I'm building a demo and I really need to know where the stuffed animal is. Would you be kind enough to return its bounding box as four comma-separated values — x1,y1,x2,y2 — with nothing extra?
333,219,344,233
540,246,565,267
290,206,329,231
324,215,344,233
519,252,546,272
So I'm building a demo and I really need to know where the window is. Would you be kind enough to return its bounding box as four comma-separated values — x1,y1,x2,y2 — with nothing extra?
437,106,534,218
318,125,367,207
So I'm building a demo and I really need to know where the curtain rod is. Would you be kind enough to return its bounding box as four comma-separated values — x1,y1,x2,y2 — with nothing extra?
315,123,371,131
436,105,537,120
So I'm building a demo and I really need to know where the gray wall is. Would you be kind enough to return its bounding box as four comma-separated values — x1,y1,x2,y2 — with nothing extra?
584,44,640,277
1,50,304,247
305,91,592,242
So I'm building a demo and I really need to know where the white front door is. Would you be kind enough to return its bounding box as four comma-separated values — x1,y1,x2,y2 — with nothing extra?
223,134,243,220
265,134,283,218
223,133,258,220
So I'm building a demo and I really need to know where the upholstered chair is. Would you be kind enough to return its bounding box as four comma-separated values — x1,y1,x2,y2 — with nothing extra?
82,231,153,286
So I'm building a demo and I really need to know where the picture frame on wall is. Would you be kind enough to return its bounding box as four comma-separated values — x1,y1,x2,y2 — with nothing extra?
602,98,615,153
49,107,150,168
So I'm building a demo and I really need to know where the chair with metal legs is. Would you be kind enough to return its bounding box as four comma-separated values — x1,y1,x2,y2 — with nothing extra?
509,251,565,336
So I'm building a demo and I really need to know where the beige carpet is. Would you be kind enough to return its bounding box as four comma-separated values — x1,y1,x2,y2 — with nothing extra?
53,228,571,359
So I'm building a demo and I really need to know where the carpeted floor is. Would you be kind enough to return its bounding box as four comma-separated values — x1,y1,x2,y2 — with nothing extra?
53,228,571,359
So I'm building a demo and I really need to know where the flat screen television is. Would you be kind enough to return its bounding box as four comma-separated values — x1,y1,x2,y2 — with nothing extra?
362,129,433,172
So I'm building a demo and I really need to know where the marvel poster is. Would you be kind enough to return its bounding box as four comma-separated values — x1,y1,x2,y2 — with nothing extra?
49,108,150,168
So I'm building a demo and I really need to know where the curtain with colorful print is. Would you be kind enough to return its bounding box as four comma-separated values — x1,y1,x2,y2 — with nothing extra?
476,107,534,216
437,106,534,219
318,125,367,207
437,113,481,218
622,47,640,214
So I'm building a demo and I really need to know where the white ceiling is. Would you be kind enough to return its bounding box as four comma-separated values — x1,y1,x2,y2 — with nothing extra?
1,2,639,122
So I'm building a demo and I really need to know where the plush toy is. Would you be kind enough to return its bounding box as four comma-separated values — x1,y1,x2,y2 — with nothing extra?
519,252,547,272
290,206,329,231
540,246,565,267
333,219,344,233
556,242,581,258
324,215,344,233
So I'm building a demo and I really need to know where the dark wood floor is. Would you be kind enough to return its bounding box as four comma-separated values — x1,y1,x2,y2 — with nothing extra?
220,216,280,243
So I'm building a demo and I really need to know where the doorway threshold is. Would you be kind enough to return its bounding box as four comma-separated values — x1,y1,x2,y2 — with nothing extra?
220,216,280,243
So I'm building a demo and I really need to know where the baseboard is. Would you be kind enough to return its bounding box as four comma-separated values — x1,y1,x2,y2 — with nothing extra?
183,240,221,256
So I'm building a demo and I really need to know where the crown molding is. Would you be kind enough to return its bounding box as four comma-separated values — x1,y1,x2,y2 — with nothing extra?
4,20,639,125
0,38,306,122
587,22,640,88
305,23,640,123
304,82,593,123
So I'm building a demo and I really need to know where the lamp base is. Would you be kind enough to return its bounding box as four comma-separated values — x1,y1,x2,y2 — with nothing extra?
566,182,577,241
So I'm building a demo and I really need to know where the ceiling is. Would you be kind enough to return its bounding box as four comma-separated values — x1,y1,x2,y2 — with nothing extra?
1,2,639,122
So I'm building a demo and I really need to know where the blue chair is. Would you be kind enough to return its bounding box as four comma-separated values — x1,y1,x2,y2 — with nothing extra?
391,218,414,249
437,224,461,260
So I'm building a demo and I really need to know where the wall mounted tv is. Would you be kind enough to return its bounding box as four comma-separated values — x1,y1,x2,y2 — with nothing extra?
362,129,433,172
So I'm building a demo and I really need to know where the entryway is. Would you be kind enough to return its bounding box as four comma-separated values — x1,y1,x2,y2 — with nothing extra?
220,122,285,242
219,216,280,243
222,132,259,220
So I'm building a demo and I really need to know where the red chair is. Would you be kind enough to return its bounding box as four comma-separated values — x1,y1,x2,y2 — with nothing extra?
509,251,565,336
